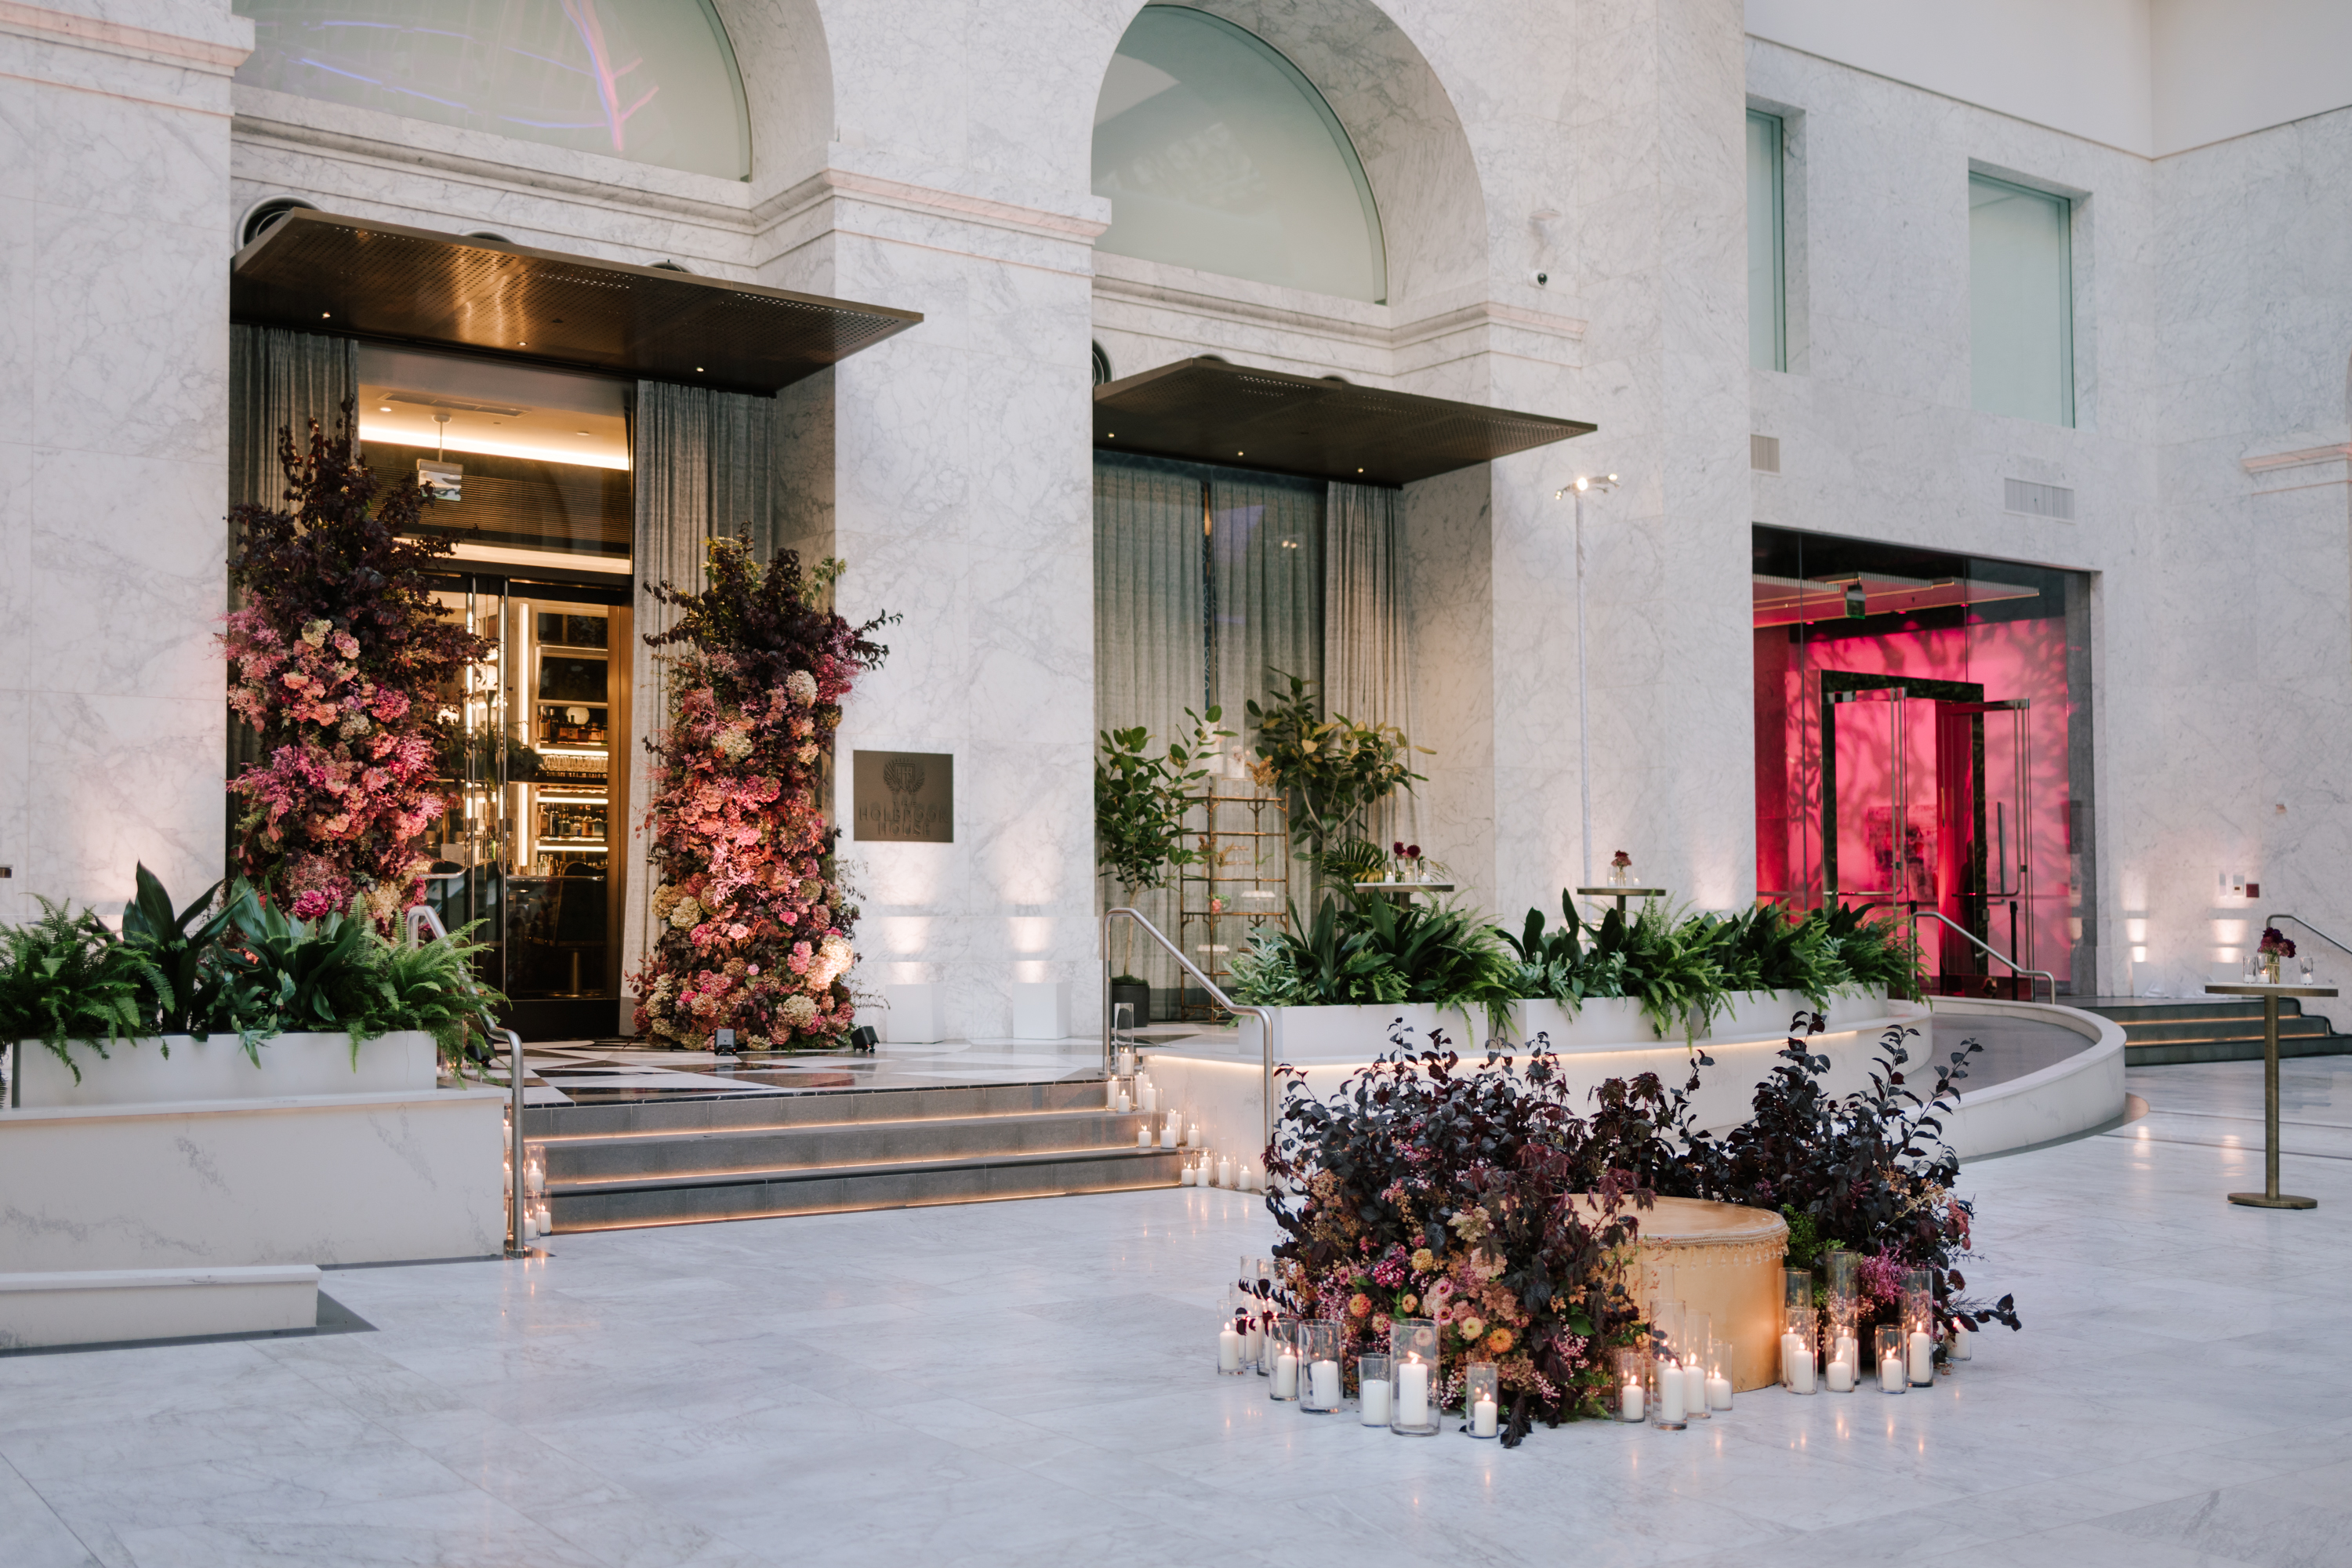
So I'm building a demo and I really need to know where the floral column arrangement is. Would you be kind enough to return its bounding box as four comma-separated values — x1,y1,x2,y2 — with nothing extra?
221,406,488,926
633,539,893,1051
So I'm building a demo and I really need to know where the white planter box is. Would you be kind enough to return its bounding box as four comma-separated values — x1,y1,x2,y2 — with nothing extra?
875,984,949,1044
13,1030,437,1109
0,1265,319,1351
1011,981,1070,1040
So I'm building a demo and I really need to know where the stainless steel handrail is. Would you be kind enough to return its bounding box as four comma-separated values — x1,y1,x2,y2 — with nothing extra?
2263,914,2352,964
1910,909,2056,1004
404,905,449,946
491,1026,531,1257
1102,906,1278,1153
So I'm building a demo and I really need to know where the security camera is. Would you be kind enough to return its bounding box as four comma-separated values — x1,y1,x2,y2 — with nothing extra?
1531,270,1549,287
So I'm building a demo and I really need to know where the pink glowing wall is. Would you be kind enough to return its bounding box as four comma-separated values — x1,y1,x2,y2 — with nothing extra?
1755,615,2075,985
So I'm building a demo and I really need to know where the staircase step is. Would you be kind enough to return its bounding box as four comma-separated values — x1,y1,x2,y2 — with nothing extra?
547,1145,1183,1229
2125,1035,2352,1066
521,1076,1109,1138
543,1110,1155,1181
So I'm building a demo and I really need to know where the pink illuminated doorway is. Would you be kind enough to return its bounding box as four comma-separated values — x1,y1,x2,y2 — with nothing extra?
1753,528,2095,997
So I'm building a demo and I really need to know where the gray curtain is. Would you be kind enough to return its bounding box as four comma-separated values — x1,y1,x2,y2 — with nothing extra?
623,380,779,991
1324,481,1418,850
1093,457,1206,999
226,326,357,863
1209,470,1323,731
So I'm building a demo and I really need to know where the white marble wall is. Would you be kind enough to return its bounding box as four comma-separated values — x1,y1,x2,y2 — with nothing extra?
5,0,2333,1026
1,0,249,920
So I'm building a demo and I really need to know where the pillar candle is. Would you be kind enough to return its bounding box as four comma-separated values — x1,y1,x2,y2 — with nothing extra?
1951,1324,1973,1361
1141,1083,1156,1113
1907,1330,1933,1384
1272,1352,1298,1399
1217,1156,1233,1188
1682,1360,1708,1413
1117,1091,1131,1113
1309,1359,1340,1408
1472,1396,1497,1438
1238,1163,1255,1192
1825,1358,1854,1393
1621,1380,1645,1421
1880,1352,1904,1391
1189,1121,1202,1147
1655,1359,1685,1421
1360,1377,1392,1425
1160,1119,1177,1149
1397,1360,1431,1426
1107,1081,1119,1110
1780,1331,1815,1392
1218,1328,1242,1372
1707,1371,1733,1409
1137,1125,1150,1148
1835,1334,1858,1370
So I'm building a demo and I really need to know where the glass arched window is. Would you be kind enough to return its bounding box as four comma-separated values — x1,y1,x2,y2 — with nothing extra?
234,0,752,180
1093,5,1385,303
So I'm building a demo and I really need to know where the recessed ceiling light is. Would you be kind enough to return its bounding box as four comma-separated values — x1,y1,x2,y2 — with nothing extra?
320,311,331,319
695,366,705,372
575,430,590,437
379,405,392,413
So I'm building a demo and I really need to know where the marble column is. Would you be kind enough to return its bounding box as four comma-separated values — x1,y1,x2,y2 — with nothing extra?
0,0,249,920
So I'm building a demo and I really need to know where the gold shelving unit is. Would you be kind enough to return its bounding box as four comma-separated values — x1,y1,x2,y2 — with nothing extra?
1174,791,1289,1020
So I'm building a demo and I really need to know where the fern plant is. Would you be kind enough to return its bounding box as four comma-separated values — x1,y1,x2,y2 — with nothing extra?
0,901,151,1082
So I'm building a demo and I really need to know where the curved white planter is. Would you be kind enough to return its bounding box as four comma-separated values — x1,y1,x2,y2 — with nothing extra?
12,1030,437,1109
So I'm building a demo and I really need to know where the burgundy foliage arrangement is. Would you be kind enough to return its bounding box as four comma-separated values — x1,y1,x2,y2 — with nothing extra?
221,404,486,926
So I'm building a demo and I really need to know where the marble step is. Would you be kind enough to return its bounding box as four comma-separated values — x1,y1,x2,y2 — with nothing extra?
2118,1015,2336,1045
546,1145,1184,1229
2125,1033,2352,1066
521,1076,1111,1139
542,1109,1160,1181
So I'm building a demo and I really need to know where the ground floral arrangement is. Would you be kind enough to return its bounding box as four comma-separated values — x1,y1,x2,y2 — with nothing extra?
221,404,487,926
1258,1016,2020,1446
631,539,893,1051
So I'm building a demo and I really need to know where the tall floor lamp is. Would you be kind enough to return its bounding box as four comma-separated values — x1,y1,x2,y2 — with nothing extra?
1554,473,1618,887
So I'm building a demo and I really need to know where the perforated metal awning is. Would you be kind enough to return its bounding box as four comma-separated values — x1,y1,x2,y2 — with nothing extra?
1093,357,1595,487
230,210,921,394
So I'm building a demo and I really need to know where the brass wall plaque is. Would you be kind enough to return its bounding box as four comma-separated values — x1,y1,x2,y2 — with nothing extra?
852,750,954,843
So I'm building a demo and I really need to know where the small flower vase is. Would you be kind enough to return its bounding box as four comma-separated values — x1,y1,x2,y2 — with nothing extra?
1607,856,1632,888
2260,953,2282,984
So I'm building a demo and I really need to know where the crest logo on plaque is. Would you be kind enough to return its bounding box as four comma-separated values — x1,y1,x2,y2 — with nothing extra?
853,750,953,842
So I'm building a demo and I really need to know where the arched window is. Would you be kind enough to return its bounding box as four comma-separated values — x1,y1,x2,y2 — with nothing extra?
234,0,752,180
1093,5,1385,303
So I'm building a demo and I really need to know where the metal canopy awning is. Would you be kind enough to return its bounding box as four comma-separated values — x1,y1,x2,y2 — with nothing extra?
231,210,921,394
1092,357,1595,487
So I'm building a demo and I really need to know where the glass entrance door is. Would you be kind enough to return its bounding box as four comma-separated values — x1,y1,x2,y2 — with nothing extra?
426,575,632,1036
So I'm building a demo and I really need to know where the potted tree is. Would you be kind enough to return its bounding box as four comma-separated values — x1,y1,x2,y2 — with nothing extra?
1095,708,1227,1022
1244,670,1429,892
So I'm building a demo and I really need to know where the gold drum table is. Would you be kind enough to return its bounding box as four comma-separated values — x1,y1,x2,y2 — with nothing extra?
1613,1197,1791,1392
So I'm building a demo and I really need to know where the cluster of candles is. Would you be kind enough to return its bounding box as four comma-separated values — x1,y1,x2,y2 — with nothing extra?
1611,1297,1733,1427
1782,1258,1973,1396
508,1142,552,1240
1114,1070,1255,1189
1214,1259,1497,1438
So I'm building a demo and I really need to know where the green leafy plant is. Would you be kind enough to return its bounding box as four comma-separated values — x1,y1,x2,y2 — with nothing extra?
1823,902,1925,1000
378,922,508,1073
0,901,151,1082
1244,671,1427,874
117,863,267,1046
1095,707,1228,898
219,887,399,1065
1229,891,1516,1034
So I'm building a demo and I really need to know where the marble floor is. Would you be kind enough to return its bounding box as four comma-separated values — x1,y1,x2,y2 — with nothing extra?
6,1056,2350,1568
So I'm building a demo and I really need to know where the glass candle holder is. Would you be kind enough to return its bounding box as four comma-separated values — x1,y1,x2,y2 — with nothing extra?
1679,1311,1711,1420
1875,1325,1907,1394
1217,1291,1250,1376
1298,1320,1344,1413
1825,1250,1859,1324
1357,1354,1392,1427
1464,1363,1501,1439
1705,1339,1735,1410
1780,1307,1818,1394
1265,1317,1301,1401
1646,1331,1689,1428
1823,1315,1860,1393
1900,1271,1936,1386
1610,1347,1647,1422
1388,1319,1439,1436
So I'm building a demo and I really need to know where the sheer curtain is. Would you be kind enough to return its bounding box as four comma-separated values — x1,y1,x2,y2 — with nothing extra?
1209,470,1323,732
624,381,778,992
227,326,358,862
1323,480,1418,851
1094,456,1207,1000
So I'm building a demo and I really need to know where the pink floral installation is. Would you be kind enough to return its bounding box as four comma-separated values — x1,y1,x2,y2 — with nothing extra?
221,403,488,927
631,538,893,1051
